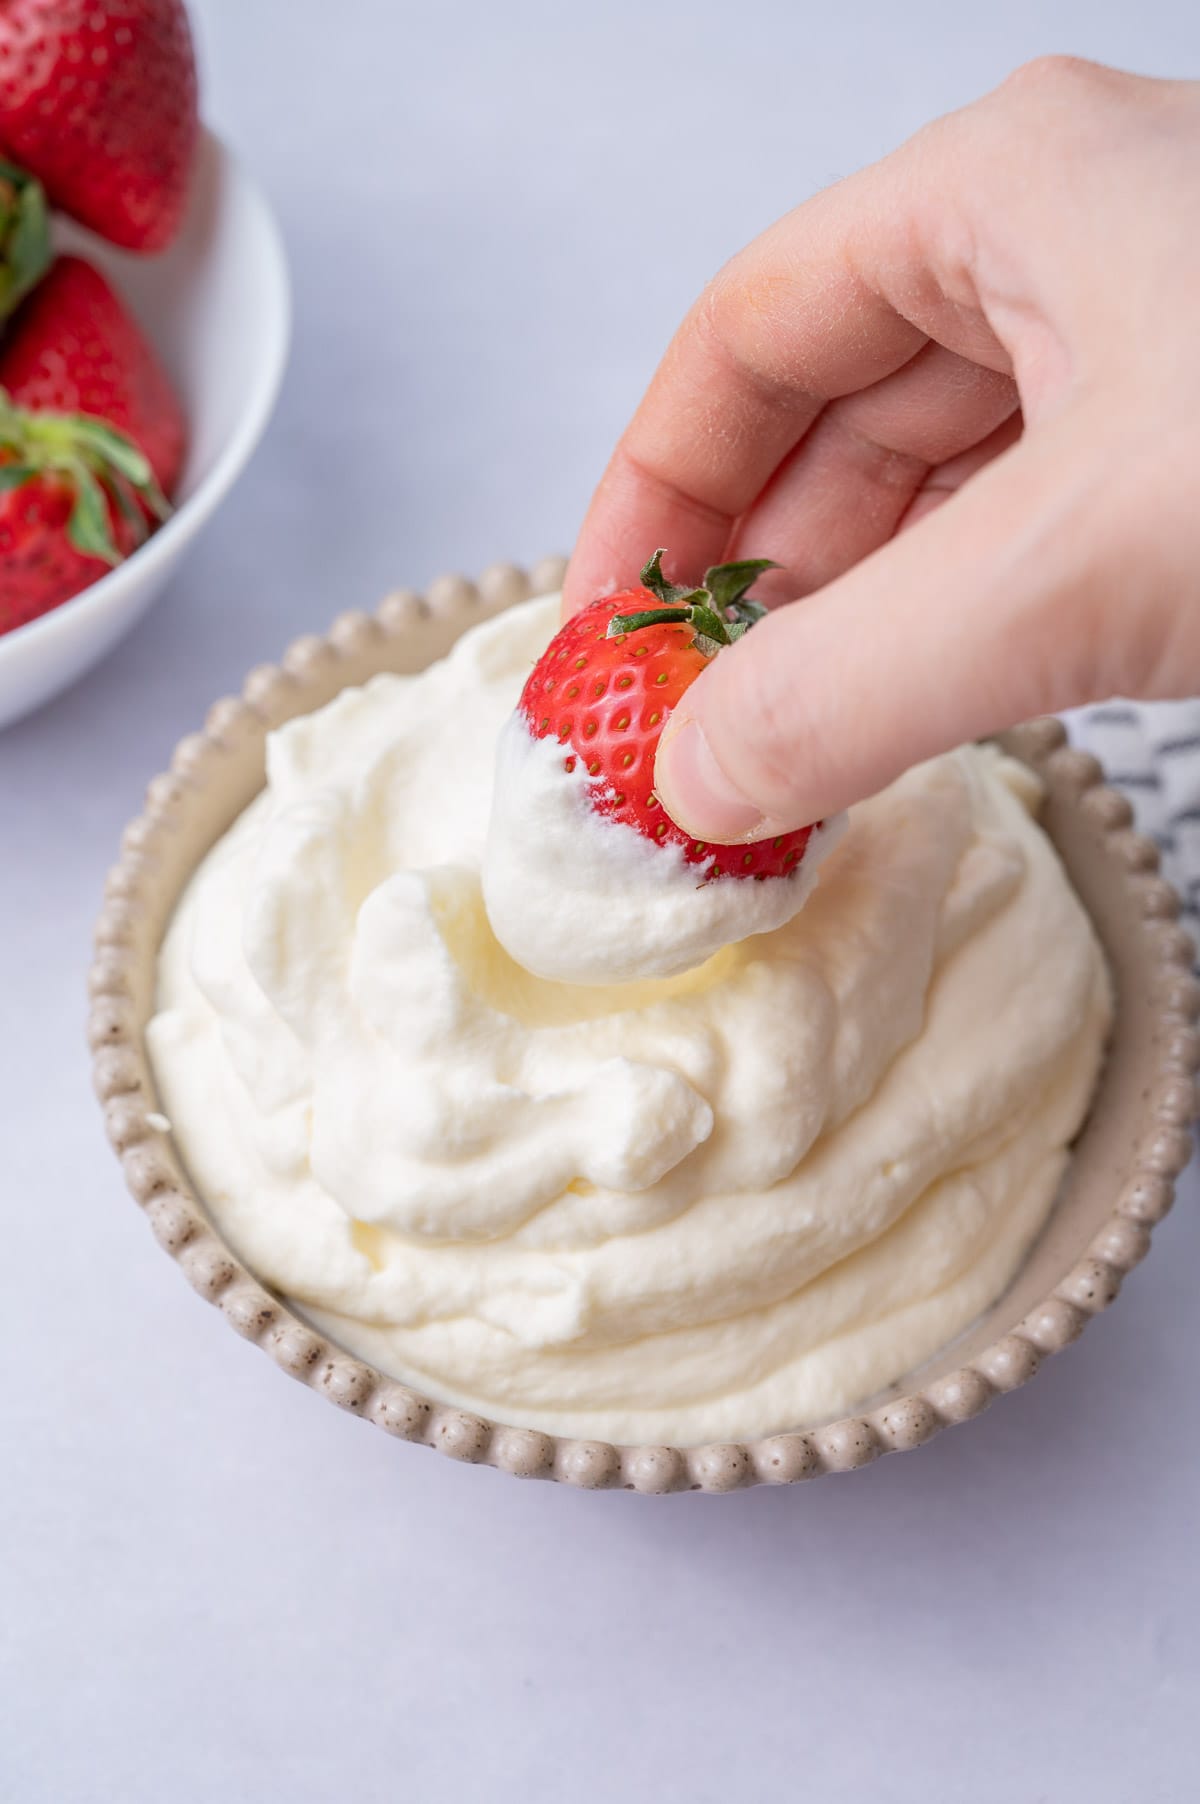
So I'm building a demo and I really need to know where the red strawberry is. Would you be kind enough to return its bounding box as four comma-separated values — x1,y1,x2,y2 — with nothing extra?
0,0,198,253
0,254,181,634
0,255,185,493
0,393,169,632
518,551,815,879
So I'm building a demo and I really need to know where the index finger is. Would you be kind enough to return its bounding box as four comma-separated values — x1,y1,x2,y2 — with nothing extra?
561,138,996,614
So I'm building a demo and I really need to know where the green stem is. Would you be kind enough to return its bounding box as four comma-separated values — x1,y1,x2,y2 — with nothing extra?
0,160,50,325
606,550,780,656
607,605,697,635
0,386,171,563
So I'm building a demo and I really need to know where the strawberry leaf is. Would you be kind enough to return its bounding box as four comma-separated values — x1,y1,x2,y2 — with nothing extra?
685,603,733,646
640,547,694,606
0,161,51,324
0,389,171,562
702,556,779,613
137,471,172,524
106,470,152,545
68,416,155,487
64,461,122,566
70,416,171,522
727,597,768,626
610,550,777,659
607,604,693,637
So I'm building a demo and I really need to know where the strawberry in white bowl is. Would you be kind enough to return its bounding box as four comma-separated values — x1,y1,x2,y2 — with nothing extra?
0,256,183,634
0,0,198,252
0,0,288,729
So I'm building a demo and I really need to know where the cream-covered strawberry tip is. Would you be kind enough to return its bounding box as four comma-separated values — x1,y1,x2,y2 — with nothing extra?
482,551,839,984
519,549,815,878
482,718,845,985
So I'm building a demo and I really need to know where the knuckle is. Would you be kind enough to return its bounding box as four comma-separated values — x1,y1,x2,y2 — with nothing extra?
697,248,810,404
691,276,746,384
1001,53,1111,99
987,57,1134,163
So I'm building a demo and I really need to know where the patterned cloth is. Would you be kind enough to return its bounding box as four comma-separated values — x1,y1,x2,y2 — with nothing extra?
1068,700,1200,940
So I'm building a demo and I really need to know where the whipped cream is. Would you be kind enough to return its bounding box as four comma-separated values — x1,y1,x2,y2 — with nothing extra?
147,594,1111,1443
483,719,844,984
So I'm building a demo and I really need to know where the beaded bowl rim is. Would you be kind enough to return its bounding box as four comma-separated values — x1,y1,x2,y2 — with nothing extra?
89,556,1200,1494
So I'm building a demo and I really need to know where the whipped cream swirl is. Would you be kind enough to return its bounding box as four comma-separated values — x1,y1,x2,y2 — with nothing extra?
147,594,1111,1442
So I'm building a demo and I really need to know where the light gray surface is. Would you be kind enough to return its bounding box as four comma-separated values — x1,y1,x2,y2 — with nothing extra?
3,3,1199,1799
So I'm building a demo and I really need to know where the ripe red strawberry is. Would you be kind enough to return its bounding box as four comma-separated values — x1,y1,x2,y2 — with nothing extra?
0,254,185,493
0,254,181,634
518,551,815,878
0,0,199,253
0,394,169,633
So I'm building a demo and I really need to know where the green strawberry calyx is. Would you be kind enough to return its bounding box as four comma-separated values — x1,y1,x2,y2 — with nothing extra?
0,161,51,326
606,548,779,656
0,389,171,566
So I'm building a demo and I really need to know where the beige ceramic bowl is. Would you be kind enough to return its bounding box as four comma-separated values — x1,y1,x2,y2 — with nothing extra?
90,558,1200,1493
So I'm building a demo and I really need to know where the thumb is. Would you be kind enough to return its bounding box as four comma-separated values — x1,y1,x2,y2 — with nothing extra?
654,427,1130,838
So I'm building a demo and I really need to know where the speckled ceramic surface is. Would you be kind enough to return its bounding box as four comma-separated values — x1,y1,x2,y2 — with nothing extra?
90,558,1200,1492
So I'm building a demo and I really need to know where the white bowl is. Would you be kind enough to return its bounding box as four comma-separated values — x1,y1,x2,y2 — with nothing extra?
0,129,291,731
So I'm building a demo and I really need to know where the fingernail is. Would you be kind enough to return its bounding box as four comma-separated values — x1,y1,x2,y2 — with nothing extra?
655,715,769,843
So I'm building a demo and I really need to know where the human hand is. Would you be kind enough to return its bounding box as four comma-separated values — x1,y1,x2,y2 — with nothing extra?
563,59,1200,842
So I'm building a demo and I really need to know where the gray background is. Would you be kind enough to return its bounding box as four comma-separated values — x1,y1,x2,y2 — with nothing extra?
4,2,1200,1799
